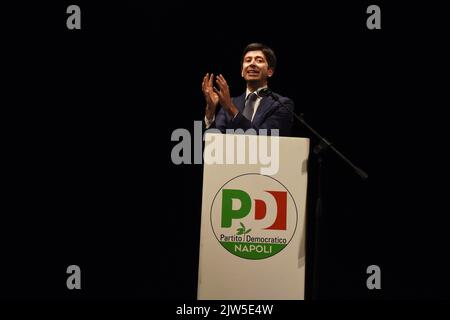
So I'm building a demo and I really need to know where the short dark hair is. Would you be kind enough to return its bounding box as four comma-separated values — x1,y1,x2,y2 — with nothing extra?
241,43,277,72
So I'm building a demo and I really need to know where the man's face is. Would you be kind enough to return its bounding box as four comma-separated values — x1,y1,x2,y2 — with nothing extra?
241,50,273,83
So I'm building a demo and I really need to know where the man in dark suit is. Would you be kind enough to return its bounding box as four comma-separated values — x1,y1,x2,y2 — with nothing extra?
202,43,294,136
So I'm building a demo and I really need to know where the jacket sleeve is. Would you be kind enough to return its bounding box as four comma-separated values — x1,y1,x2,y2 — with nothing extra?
207,97,239,133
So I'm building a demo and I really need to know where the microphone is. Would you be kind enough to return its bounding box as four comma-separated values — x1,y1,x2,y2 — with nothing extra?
257,87,283,105
256,87,273,98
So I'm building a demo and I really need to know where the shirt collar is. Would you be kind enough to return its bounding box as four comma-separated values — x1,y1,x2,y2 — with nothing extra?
246,85,268,100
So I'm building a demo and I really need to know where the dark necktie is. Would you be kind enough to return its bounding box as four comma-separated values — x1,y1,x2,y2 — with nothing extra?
242,92,258,121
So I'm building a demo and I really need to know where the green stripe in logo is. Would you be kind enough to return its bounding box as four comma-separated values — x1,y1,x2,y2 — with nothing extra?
220,241,286,259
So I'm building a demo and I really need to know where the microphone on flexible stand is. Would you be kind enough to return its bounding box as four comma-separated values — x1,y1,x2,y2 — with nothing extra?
256,87,273,98
257,87,368,179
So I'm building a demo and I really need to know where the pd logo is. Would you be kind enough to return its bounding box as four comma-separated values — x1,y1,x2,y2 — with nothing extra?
210,174,298,259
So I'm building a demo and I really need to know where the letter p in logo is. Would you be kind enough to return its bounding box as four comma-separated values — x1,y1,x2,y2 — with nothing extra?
221,189,251,227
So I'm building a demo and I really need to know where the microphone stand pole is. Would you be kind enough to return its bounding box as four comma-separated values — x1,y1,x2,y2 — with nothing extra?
269,93,368,300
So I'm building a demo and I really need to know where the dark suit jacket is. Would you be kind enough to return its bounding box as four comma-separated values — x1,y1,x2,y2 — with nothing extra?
209,91,294,136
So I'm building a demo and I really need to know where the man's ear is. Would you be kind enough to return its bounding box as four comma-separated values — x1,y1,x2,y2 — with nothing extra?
241,68,244,78
268,68,274,78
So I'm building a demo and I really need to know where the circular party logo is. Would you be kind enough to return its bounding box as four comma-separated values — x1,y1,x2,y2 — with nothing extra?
210,174,298,260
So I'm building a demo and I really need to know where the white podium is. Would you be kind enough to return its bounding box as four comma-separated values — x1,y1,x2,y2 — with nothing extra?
197,133,310,300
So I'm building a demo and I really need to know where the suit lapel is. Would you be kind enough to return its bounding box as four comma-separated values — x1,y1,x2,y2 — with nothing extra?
233,92,246,113
253,96,275,125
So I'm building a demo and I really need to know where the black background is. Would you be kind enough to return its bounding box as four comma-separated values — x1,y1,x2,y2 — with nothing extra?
2,0,449,303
